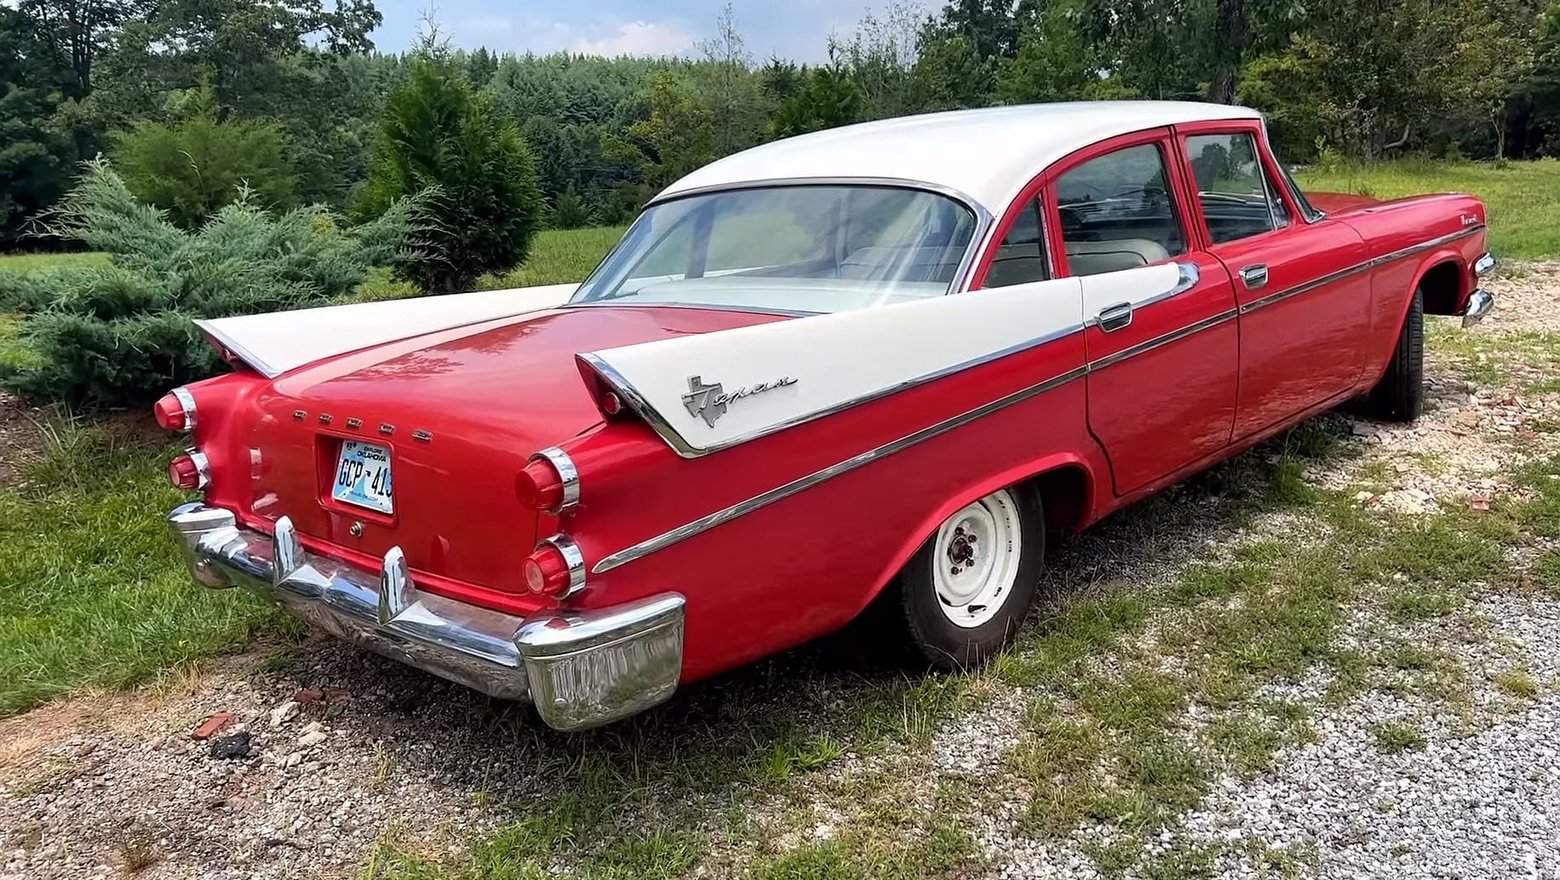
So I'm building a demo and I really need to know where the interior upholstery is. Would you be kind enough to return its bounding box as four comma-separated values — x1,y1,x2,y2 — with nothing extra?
1064,239,1170,276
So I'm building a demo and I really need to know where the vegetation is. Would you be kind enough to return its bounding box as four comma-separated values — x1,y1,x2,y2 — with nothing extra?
360,49,542,294
6,0,1560,253
0,163,419,408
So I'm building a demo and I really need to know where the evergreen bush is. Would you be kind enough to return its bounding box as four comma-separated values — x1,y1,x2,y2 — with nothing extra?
2,160,420,409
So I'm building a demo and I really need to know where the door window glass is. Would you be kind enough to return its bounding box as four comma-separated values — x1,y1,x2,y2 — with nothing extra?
1184,133,1290,243
982,199,1047,288
1055,144,1187,277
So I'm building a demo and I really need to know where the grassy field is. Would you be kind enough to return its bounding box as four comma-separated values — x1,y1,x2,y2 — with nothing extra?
0,252,109,272
1296,158,1560,260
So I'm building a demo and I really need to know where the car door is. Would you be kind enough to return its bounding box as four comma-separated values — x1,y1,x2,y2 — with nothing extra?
1044,130,1240,497
1174,122,1372,438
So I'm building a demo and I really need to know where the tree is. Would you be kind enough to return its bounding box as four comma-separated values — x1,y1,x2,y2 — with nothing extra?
998,0,1122,103
111,86,296,228
696,3,767,156
913,31,994,110
769,65,867,138
616,72,716,189
359,50,542,294
0,7,83,247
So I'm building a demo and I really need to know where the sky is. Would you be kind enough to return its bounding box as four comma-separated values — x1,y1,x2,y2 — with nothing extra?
372,0,911,62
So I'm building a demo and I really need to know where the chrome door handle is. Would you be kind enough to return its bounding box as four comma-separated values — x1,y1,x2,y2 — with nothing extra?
1240,264,1269,290
1095,302,1133,333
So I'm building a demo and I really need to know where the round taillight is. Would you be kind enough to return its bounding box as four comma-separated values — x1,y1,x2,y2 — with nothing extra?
168,451,208,490
523,544,570,595
599,391,623,416
154,389,195,432
515,458,564,511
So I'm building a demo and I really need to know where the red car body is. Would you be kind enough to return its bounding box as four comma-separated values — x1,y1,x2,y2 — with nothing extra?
165,103,1493,729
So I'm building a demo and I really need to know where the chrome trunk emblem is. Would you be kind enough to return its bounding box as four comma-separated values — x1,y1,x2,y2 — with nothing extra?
681,375,798,427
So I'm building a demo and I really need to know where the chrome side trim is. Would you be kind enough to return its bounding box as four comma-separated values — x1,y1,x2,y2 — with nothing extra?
539,533,587,598
585,262,1201,461
1241,225,1485,316
171,387,197,431
1089,308,1239,372
592,363,1089,573
530,447,581,515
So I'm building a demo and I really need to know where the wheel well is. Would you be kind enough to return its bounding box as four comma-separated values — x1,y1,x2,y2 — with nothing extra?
1418,261,1463,316
1026,465,1091,534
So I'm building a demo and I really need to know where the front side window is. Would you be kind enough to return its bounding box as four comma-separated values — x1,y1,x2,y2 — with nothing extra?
982,200,1047,288
1055,143,1188,277
1184,133,1290,243
571,186,978,314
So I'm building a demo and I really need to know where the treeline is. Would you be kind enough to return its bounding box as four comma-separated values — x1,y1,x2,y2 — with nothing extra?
5,0,1559,251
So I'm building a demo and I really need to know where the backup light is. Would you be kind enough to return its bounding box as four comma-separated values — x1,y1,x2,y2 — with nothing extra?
168,450,210,490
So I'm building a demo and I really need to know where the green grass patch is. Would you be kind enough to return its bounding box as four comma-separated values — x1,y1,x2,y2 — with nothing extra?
1369,721,1426,753
0,417,279,715
1493,669,1539,699
0,312,39,372
0,252,110,273
354,226,625,301
1296,159,1560,260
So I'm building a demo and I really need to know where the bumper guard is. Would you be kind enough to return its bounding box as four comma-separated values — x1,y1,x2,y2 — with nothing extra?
169,503,684,730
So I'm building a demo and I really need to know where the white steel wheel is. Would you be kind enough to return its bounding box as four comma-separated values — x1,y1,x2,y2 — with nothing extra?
889,483,1045,670
931,489,1023,629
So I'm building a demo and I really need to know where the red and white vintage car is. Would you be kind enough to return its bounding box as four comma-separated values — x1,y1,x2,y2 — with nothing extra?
164,102,1495,730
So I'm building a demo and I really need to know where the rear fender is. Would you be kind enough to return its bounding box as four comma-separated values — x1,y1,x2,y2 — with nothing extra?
853,452,1101,616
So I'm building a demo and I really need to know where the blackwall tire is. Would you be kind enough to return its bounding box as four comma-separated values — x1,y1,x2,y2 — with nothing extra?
894,484,1045,669
1365,287,1425,422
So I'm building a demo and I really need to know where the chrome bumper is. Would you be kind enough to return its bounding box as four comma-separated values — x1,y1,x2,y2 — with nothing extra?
168,503,684,730
1464,252,1496,327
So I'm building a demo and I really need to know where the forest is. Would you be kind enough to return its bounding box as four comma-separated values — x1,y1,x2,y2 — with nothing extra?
5,0,1559,251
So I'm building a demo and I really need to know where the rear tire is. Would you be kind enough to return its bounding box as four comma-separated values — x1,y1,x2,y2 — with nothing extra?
1364,287,1424,422
892,485,1045,669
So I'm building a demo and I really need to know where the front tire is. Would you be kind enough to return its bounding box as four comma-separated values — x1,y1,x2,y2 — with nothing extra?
894,485,1045,669
1364,287,1424,422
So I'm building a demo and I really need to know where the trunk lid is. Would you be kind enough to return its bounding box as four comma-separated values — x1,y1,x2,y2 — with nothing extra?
227,305,784,592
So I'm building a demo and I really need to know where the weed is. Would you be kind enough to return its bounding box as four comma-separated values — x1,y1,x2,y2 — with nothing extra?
1370,721,1426,753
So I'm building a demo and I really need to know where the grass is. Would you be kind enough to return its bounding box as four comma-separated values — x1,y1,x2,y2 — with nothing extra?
1369,721,1426,753
1296,158,1560,261
0,252,109,273
0,417,280,715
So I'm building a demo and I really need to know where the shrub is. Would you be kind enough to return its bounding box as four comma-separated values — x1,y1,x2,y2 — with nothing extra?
359,52,543,295
112,87,297,230
2,160,420,409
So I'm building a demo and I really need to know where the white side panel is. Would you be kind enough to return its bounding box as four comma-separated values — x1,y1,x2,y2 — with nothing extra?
1079,262,1198,319
197,283,578,377
583,263,1182,457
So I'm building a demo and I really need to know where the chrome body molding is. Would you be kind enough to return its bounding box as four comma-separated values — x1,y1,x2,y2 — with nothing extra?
591,363,1090,574
539,533,588,598
529,446,581,514
1240,225,1486,317
168,503,684,730
592,227,1490,573
171,386,197,431
582,262,1199,461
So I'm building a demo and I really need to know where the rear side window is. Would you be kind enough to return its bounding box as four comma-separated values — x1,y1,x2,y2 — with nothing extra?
1184,133,1290,243
1055,143,1188,277
982,200,1047,288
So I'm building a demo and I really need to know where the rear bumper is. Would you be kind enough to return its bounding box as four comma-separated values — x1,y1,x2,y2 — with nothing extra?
168,503,684,730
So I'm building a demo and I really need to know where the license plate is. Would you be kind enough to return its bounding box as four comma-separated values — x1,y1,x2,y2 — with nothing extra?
331,441,393,514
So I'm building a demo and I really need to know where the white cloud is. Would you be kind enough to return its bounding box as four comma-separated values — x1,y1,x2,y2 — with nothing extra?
569,20,696,57
466,15,514,34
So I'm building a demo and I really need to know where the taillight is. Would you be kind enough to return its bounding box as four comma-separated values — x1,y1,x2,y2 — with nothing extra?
523,535,585,597
599,391,623,417
515,448,579,514
168,450,210,490
153,388,196,432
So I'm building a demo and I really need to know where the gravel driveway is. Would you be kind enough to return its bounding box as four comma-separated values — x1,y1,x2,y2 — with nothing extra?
3,266,1559,880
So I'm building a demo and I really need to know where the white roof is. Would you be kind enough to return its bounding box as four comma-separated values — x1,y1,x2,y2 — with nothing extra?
658,101,1264,214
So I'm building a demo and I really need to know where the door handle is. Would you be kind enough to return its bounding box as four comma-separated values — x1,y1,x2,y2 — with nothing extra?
1240,264,1269,290
1095,302,1133,332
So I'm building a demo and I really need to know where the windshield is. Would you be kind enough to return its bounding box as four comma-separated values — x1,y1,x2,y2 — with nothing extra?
570,185,979,314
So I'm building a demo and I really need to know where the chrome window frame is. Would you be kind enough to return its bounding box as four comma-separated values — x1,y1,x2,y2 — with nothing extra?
562,177,996,314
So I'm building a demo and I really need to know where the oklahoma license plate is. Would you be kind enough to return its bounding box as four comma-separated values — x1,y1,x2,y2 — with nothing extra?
331,441,393,514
